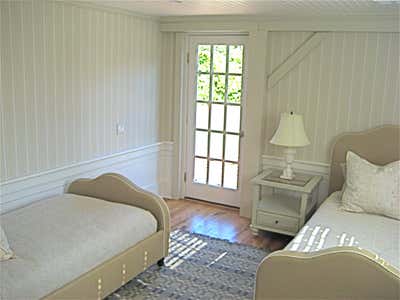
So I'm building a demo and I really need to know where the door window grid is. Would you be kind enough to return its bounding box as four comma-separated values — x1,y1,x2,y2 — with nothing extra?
193,44,244,189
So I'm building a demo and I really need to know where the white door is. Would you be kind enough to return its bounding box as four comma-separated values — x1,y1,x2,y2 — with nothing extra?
185,35,247,207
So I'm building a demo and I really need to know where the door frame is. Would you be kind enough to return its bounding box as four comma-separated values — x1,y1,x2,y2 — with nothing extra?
182,34,249,207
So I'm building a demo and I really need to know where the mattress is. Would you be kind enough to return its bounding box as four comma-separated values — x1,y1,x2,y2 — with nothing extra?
0,193,158,299
286,191,400,271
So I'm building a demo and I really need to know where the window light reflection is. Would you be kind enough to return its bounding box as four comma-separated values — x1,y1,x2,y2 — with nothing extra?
165,230,208,270
289,225,358,252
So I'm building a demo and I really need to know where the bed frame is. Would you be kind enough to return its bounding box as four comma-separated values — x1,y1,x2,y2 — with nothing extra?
255,125,400,300
43,173,170,300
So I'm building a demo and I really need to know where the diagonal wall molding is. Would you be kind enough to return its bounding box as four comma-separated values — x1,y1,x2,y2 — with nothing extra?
267,32,328,89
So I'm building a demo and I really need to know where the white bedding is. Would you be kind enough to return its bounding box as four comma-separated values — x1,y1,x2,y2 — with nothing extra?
286,191,400,270
0,194,157,299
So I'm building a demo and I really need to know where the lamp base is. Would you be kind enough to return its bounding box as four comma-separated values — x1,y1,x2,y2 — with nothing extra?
280,173,295,180
280,147,296,180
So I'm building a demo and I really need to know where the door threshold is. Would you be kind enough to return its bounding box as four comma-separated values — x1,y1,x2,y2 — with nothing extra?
183,196,240,210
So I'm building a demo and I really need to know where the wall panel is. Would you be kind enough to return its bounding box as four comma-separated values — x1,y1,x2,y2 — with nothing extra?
159,32,176,142
265,31,399,163
0,0,161,182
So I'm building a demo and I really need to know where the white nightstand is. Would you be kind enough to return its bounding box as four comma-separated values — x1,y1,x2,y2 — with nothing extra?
250,169,322,236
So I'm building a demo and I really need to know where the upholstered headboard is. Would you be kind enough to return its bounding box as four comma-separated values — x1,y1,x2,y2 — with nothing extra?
329,125,400,194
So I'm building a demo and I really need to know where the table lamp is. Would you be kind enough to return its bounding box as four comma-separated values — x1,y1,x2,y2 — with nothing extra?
270,112,310,180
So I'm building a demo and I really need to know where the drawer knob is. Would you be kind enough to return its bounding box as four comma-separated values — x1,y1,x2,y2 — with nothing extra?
275,220,279,224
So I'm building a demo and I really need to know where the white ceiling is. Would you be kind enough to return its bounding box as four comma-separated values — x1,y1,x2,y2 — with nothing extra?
83,0,400,17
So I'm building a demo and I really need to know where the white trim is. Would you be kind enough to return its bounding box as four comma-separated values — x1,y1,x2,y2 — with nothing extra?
66,1,159,21
238,29,268,218
1,143,163,187
160,16,399,33
170,33,189,200
262,155,330,176
267,32,328,89
1,142,174,213
259,17,399,32
184,35,248,207
160,21,257,33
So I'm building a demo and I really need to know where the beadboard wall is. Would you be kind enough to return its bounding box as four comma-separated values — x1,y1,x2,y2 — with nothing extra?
158,24,399,215
159,32,176,142
0,0,161,182
264,31,400,163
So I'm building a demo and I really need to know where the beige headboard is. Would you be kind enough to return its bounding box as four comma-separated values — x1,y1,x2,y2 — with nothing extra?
329,125,400,194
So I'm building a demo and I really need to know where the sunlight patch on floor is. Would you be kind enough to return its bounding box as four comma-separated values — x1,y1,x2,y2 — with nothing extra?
166,230,208,269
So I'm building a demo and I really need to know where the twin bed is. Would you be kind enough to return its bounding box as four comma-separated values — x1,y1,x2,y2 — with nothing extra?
1,126,399,299
255,125,400,299
1,173,170,299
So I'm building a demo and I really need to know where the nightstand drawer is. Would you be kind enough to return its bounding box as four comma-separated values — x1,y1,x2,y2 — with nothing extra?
257,211,299,232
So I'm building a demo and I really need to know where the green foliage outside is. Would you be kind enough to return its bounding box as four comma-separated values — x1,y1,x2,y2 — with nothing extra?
196,44,243,103
213,75,225,102
197,45,210,73
197,74,209,100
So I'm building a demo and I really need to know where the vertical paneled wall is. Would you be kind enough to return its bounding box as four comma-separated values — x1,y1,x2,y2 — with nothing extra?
264,31,399,163
0,1,161,181
159,32,176,142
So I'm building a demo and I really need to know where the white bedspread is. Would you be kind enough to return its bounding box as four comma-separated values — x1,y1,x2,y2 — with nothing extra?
286,191,400,270
0,194,157,299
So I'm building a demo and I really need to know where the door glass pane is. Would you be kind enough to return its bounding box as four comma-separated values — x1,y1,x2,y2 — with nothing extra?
210,103,224,131
225,134,239,162
209,132,223,159
195,131,208,157
212,74,225,102
196,103,209,130
197,45,211,73
194,158,207,184
213,45,226,73
197,74,210,100
226,105,241,133
229,45,243,74
209,160,222,186
227,75,242,103
224,163,238,189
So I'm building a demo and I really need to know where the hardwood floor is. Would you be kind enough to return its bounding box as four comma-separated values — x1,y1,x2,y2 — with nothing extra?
165,197,292,252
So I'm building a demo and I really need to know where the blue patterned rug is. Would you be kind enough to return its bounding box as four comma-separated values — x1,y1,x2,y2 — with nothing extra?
107,229,269,300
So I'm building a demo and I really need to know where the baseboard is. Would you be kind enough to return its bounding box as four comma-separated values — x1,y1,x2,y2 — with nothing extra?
262,155,331,205
0,142,174,213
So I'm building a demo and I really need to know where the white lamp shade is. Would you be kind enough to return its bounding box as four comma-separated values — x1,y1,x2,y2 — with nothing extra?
270,112,310,147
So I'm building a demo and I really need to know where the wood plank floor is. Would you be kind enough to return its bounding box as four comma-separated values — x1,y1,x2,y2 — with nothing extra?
165,197,292,252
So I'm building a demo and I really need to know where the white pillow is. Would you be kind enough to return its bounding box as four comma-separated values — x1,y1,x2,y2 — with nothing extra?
341,151,400,220
0,225,14,261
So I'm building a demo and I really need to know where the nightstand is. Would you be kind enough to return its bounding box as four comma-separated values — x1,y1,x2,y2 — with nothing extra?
250,169,322,236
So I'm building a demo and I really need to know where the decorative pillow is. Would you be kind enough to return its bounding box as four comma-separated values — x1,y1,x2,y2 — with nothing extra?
341,151,400,220
0,225,14,261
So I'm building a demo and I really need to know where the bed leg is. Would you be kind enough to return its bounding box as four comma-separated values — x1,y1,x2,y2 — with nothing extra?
157,258,165,267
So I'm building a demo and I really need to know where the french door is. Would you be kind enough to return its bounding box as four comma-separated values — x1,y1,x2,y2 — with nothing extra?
185,36,247,207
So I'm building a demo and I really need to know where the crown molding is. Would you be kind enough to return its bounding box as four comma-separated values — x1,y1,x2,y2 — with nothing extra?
160,15,399,32
64,1,160,21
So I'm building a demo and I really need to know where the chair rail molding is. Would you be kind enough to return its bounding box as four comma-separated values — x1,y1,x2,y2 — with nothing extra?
0,142,174,213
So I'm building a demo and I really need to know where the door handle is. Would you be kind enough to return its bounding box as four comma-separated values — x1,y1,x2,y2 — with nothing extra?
240,131,245,138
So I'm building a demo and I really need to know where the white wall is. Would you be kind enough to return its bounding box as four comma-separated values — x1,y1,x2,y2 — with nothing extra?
265,31,400,163
159,18,399,217
0,0,161,182
159,32,176,142
0,1,173,212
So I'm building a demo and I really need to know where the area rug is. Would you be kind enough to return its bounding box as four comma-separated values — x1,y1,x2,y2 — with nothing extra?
107,229,269,300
